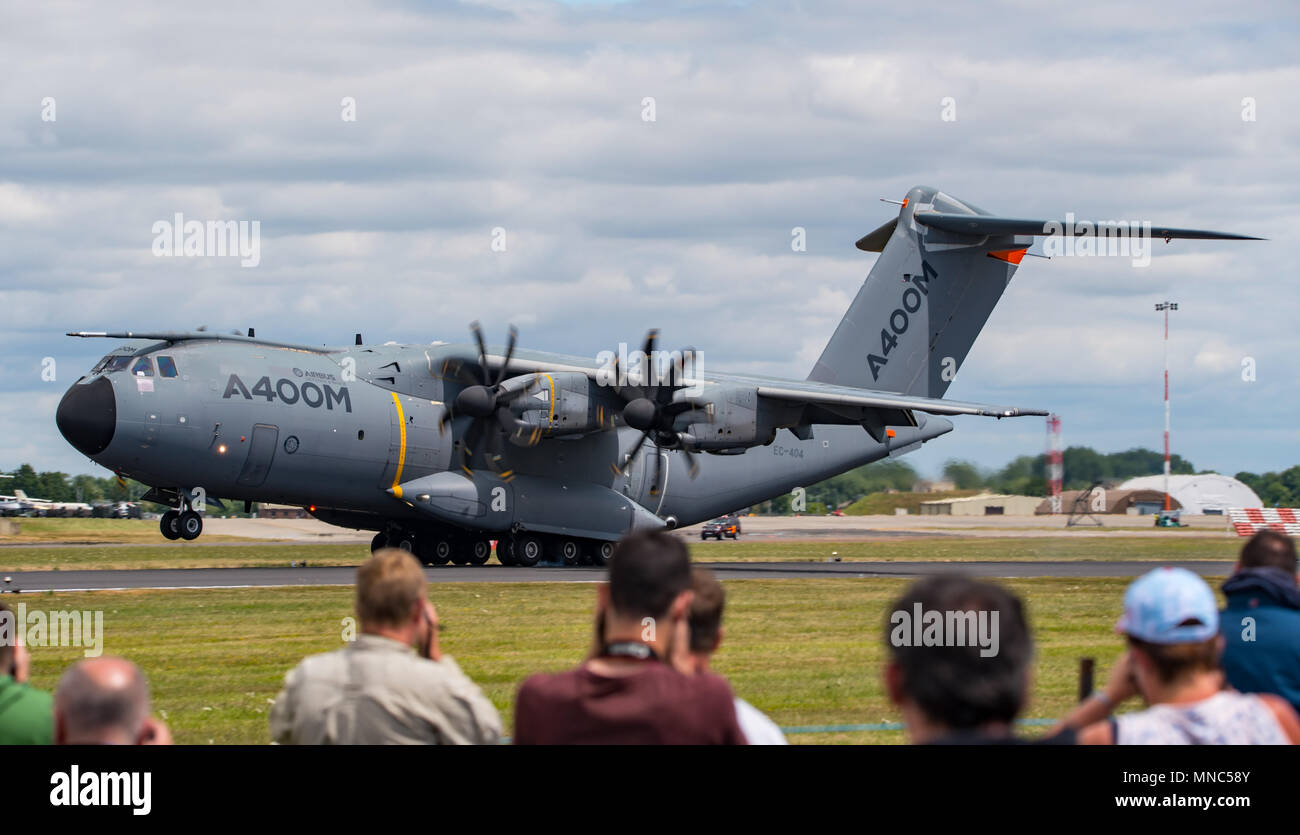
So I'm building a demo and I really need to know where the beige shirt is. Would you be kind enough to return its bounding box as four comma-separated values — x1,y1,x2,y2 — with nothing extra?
270,634,502,745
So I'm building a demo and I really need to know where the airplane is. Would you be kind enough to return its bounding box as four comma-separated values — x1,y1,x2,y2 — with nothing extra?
0,495,27,516
52,186,1258,566
8,489,93,517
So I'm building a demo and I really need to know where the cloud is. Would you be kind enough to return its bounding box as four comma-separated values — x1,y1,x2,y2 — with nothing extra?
0,0,1296,478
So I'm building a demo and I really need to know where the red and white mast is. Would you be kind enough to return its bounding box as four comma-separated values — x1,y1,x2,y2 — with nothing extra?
1046,414,1063,513
1155,302,1178,511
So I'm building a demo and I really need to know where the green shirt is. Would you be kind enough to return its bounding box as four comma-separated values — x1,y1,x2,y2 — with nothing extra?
0,675,54,745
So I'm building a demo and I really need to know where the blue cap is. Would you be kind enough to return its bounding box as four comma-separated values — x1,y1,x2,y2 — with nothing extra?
1115,567,1219,644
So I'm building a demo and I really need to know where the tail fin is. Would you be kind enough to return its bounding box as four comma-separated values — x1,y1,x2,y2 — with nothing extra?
809,185,1259,397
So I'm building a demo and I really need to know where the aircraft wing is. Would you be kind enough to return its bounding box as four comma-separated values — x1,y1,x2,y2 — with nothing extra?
755,382,1048,419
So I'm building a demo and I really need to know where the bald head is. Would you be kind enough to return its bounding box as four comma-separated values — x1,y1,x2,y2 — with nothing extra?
55,656,151,745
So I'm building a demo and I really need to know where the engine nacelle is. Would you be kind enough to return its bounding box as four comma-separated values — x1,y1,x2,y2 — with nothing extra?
512,372,619,439
675,385,785,451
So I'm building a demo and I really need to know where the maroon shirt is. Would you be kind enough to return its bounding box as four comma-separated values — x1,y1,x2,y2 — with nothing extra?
514,661,747,745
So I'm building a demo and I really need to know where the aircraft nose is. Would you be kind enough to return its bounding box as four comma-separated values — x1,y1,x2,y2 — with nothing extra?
56,376,116,456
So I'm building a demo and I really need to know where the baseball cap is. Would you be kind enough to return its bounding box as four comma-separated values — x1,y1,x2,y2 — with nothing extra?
1115,567,1219,644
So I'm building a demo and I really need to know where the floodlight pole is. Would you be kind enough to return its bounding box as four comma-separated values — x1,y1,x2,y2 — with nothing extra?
1155,302,1178,511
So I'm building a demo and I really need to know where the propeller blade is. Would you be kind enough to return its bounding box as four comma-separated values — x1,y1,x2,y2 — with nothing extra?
438,407,454,434
641,329,659,397
495,325,518,386
683,447,699,479
612,431,649,476
470,320,489,372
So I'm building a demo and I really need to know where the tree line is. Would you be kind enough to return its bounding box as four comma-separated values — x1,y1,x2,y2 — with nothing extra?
754,447,1249,514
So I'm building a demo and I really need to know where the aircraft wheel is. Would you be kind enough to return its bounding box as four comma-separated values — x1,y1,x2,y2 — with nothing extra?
589,540,615,568
430,537,454,566
370,532,388,553
465,539,491,566
178,510,203,541
415,536,451,566
160,510,181,540
512,534,545,567
558,539,582,566
497,539,517,566
394,532,416,554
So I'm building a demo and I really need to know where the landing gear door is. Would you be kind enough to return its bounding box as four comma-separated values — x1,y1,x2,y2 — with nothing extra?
237,424,279,487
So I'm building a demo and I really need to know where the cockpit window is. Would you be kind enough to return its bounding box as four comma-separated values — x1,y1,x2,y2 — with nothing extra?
157,356,178,378
96,355,132,374
131,357,155,377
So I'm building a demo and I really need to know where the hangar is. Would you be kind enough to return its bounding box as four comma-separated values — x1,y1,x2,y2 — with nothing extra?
1117,474,1263,515
918,493,1042,516
1035,488,1179,516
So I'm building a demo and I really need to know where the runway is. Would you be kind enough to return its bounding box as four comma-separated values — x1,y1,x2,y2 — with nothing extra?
0,560,1236,592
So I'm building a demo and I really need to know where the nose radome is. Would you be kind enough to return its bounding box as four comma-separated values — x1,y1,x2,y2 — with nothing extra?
56,376,116,457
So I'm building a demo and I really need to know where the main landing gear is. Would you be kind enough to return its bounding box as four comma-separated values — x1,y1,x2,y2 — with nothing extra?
371,527,616,568
159,495,204,542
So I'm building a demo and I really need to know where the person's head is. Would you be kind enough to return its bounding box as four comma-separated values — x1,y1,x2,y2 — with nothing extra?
1116,567,1222,701
1237,530,1297,574
356,548,428,645
687,568,726,668
884,575,1033,742
600,531,693,641
54,656,152,745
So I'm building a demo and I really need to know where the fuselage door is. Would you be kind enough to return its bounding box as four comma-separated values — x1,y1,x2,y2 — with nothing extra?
236,424,279,487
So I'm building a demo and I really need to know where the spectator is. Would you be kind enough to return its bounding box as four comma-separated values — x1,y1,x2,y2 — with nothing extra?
686,567,787,744
884,575,1053,744
270,548,501,744
0,601,53,745
1220,530,1300,712
1060,567,1300,744
514,531,746,744
54,656,172,745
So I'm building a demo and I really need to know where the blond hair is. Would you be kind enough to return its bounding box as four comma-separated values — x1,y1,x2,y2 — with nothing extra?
356,548,426,628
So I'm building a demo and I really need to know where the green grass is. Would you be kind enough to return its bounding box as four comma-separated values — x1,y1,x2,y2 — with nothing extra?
0,518,251,544
0,543,367,571
20,575,1207,744
689,536,1238,562
0,535,1238,572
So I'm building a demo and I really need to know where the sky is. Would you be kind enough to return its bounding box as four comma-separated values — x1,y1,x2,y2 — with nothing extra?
1,0,1297,482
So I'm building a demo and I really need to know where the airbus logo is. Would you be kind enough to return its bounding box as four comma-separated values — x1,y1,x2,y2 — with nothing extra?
222,374,352,412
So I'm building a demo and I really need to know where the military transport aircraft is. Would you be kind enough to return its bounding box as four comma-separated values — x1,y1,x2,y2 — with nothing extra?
53,186,1258,567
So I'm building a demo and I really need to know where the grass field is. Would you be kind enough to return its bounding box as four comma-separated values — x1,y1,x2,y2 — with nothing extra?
0,532,1240,571
18,574,1221,745
0,518,251,544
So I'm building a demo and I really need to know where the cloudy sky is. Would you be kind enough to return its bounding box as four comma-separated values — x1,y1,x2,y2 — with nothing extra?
1,0,1297,481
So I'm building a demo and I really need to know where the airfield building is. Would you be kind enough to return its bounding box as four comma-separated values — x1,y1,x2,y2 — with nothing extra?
1035,488,1179,516
917,493,1042,516
1116,474,1263,515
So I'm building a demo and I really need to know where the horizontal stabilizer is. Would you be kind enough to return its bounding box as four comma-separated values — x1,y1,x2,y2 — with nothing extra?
756,384,1048,419
913,212,1263,241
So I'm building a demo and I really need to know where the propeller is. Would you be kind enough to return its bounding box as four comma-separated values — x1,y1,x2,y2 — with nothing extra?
437,322,540,480
609,330,710,492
